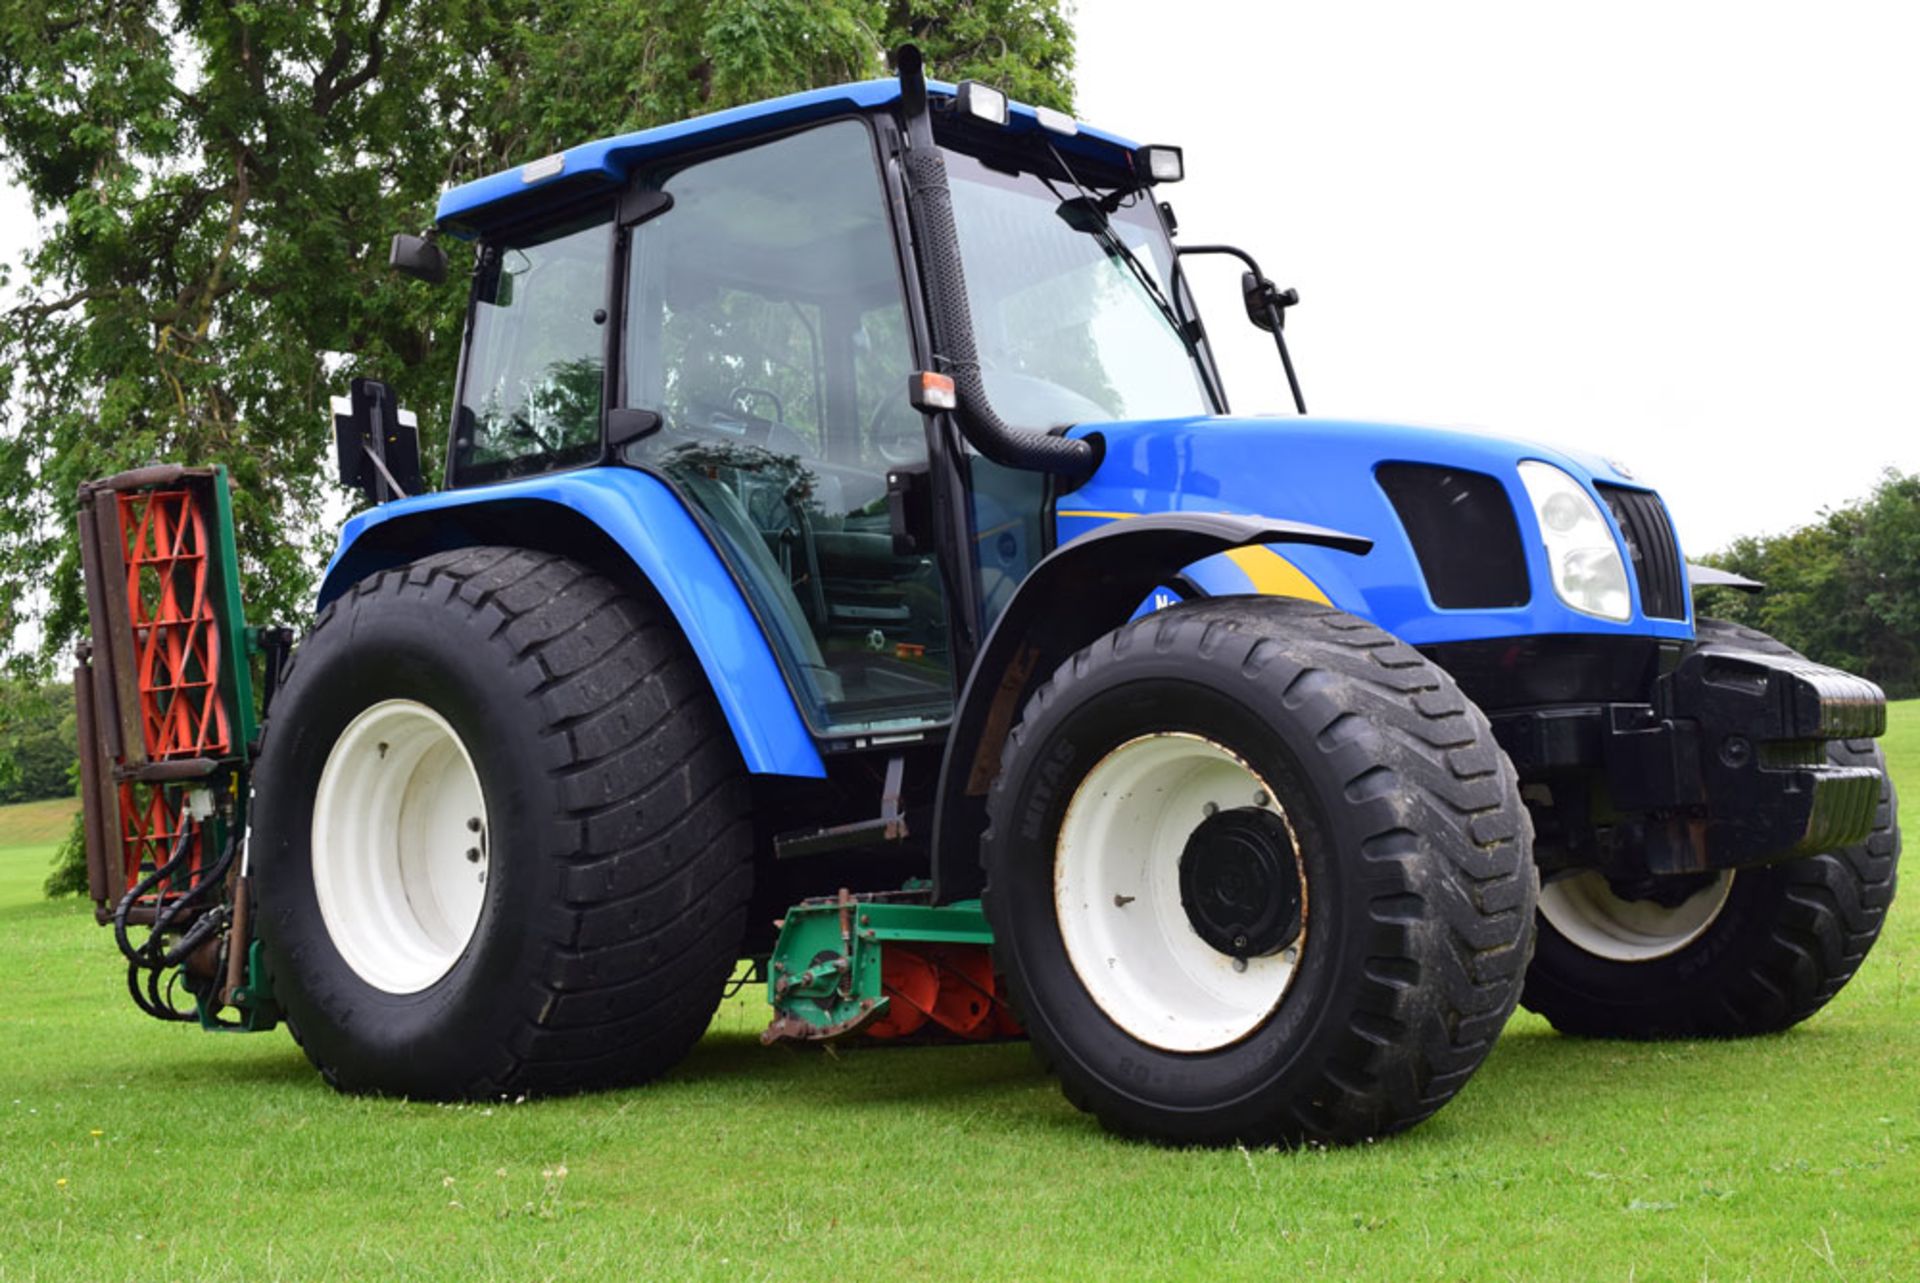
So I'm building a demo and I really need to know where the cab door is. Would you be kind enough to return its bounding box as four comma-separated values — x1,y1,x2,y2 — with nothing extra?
614,119,954,737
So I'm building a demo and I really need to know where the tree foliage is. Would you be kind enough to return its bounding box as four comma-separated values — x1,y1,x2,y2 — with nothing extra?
1698,469,1920,698
0,0,1075,674
0,677,75,803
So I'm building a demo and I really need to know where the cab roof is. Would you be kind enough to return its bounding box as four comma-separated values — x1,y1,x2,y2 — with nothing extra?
434,78,1146,236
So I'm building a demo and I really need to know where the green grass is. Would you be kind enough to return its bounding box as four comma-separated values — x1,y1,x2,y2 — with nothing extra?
0,795,76,847
2,712,1916,1282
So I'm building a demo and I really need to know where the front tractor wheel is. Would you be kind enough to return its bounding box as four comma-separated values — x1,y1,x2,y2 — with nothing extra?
252,547,753,1099
982,598,1537,1147
1521,619,1900,1039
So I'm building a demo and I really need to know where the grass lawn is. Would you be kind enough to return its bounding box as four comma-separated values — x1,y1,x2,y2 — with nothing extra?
1,710,1914,1282
0,796,76,848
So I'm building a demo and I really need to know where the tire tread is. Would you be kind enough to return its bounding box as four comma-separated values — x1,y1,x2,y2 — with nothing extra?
257,546,751,1098
982,596,1537,1146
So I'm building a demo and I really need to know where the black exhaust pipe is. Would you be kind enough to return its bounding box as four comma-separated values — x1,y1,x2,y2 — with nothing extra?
894,46,1098,481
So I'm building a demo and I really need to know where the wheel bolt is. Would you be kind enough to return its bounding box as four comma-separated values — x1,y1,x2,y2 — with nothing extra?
1202,802,1219,818
1232,958,1248,973
1253,790,1269,808
466,847,483,863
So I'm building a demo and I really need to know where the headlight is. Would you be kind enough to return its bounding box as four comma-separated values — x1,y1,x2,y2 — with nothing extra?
1517,462,1631,621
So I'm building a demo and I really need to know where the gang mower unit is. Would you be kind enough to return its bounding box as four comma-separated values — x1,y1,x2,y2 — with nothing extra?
74,49,1898,1147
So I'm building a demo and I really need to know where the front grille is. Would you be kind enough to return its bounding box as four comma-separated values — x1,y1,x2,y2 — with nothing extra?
1377,463,1530,609
1598,485,1686,620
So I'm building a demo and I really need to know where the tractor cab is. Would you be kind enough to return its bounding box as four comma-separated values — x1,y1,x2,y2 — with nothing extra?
410,58,1229,743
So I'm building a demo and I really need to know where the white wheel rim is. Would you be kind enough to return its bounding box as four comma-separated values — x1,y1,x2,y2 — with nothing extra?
1538,869,1734,962
311,699,489,994
1054,733,1306,1053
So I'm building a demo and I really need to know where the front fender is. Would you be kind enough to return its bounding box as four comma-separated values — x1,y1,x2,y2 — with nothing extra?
317,468,825,779
929,511,1371,901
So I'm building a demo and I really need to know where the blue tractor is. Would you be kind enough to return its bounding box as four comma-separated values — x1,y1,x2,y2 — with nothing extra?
74,49,1897,1146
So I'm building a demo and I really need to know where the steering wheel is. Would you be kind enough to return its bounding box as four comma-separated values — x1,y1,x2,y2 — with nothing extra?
864,394,927,467
728,385,786,425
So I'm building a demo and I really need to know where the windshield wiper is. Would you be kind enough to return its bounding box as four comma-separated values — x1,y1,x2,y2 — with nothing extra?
1054,194,1189,334
1038,145,1226,412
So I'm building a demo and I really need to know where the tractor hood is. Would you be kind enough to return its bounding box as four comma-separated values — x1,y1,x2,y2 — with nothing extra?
1057,415,1693,647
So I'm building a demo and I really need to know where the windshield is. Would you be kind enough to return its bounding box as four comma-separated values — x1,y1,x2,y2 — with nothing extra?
943,150,1215,428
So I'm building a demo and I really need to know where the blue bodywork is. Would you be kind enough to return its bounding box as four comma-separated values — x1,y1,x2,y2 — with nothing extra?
435,79,1144,235
318,468,826,779
1062,416,1691,645
340,81,1695,780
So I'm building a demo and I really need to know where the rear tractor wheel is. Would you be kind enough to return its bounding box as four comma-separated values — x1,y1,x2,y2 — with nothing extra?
982,598,1537,1146
251,547,753,1098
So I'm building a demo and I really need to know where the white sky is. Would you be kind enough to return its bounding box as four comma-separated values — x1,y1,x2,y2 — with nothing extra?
3,3,1915,561
1076,0,1920,554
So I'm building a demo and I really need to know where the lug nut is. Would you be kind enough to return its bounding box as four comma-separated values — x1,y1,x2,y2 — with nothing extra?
1202,802,1219,818
465,847,482,863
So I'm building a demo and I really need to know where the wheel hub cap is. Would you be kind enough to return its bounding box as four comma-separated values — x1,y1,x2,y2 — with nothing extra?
1179,807,1303,960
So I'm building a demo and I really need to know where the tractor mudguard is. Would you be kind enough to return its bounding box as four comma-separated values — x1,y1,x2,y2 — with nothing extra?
929,511,1371,901
316,467,825,779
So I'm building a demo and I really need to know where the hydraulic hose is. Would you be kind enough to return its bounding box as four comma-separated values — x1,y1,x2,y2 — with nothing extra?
895,47,1099,481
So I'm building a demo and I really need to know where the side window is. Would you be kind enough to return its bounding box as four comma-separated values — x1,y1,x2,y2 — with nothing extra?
621,121,951,734
452,210,610,485
657,286,824,453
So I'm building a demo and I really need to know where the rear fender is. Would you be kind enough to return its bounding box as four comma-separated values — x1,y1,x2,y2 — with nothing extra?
929,512,1371,901
317,469,825,779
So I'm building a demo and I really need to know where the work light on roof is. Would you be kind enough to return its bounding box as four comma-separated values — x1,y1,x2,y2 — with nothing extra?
1135,144,1184,184
520,153,564,184
1034,106,1079,136
955,80,1009,127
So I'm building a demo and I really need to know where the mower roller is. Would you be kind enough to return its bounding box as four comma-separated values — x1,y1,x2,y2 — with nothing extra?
73,465,278,1029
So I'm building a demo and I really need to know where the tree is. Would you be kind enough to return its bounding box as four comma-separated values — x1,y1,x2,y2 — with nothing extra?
0,677,75,803
1698,469,1920,698
2,1,1076,899
0,0,1076,678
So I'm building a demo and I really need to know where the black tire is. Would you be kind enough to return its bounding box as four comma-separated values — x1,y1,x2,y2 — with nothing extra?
1521,617,1901,1038
252,547,753,1098
981,597,1537,1147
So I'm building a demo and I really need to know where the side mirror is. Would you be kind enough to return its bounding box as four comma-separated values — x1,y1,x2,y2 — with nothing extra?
389,233,448,285
1241,272,1299,332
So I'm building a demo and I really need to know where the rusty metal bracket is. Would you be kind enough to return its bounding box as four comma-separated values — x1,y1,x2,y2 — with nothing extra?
772,754,910,859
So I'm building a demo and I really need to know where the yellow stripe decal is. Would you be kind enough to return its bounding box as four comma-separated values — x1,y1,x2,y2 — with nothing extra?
1056,509,1145,521
1056,510,1332,604
1224,546,1331,605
